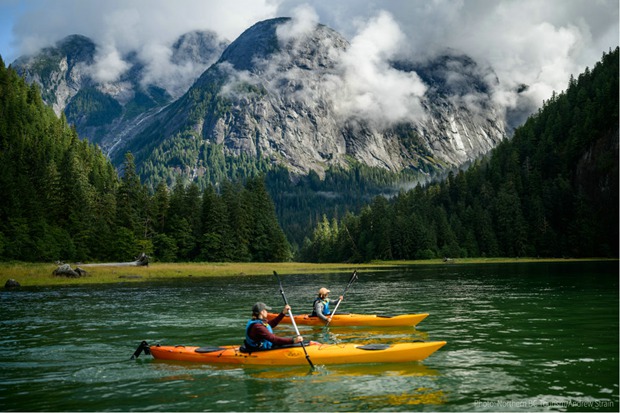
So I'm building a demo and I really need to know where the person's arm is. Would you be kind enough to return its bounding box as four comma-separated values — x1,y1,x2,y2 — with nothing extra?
252,322,295,346
268,312,285,328
268,305,292,328
331,296,344,307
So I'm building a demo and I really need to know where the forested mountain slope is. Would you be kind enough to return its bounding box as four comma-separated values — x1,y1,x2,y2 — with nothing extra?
299,48,619,262
0,57,289,262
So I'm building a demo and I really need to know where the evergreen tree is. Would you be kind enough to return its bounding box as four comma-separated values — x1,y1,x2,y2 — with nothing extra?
221,181,251,261
199,184,232,261
245,176,291,262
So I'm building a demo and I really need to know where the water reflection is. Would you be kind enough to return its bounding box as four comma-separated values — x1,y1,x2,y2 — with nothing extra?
320,325,430,344
248,361,439,379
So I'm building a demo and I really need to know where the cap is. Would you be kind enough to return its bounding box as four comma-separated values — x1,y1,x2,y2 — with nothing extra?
318,287,330,296
252,302,272,314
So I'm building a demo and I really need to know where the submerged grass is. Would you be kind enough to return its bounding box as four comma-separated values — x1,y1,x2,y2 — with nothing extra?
0,258,613,287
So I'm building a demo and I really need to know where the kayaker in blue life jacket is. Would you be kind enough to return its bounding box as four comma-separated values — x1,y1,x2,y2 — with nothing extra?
244,302,303,351
311,287,344,323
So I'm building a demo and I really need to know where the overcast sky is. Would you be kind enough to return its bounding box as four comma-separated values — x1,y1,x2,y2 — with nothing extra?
1,0,618,121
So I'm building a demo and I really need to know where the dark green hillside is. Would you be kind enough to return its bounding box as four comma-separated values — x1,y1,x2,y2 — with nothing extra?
0,56,120,261
0,56,290,263
299,48,619,262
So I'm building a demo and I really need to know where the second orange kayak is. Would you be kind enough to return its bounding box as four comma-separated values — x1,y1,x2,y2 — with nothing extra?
266,312,429,327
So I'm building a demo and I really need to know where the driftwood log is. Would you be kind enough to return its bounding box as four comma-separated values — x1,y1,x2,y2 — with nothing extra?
53,264,87,277
53,253,149,276
76,253,150,268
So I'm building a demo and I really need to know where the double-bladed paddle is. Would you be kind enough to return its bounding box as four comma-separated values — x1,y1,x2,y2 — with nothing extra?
325,270,358,327
273,271,314,369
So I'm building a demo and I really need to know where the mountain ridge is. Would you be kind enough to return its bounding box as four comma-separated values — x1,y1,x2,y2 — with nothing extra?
12,17,508,187
119,17,507,185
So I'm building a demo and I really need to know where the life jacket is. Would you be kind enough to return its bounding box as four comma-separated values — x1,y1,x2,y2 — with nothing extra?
244,319,274,350
311,297,331,316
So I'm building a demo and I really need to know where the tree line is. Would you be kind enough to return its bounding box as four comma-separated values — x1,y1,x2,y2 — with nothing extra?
299,47,619,262
0,56,289,263
2,46,617,264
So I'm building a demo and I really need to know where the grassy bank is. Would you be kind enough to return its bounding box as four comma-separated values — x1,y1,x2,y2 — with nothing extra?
1,258,614,287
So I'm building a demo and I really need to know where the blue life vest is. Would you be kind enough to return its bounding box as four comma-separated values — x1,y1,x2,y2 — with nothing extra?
311,297,331,316
245,319,274,350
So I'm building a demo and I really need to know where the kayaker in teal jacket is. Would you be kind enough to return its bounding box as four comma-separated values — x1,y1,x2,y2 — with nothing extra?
245,302,303,351
311,287,344,323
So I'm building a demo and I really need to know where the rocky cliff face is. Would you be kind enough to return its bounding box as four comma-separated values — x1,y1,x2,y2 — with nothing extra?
399,53,507,167
13,18,507,182
13,35,96,115
126,17,506,178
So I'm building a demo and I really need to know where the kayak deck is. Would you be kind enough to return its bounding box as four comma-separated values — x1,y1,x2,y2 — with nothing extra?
148,341,446,366
266,312,429,327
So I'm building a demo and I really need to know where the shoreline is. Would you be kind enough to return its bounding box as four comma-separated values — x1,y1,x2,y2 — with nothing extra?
1,258,616,288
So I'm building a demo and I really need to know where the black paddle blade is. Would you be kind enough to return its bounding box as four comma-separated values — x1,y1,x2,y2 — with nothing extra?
350,270,358,283
131,340,150,359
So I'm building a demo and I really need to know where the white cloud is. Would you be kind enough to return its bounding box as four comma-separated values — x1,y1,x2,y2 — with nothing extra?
12,0,278,94
88,44,130,83
276,4,319,45
333,11,427,128
277,0,618,125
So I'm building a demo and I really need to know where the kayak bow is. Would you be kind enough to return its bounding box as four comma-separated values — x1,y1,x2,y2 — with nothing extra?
266,312,429,327
146,341,446,366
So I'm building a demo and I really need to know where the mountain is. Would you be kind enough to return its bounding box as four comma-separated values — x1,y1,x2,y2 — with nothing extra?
12,17,507,188
123,18,507,186
12,31,229,150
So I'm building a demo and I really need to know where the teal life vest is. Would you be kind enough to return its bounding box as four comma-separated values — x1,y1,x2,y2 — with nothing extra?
311,297,331,316
245,319,274,350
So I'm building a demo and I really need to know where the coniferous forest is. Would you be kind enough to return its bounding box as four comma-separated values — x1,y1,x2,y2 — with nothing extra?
299,48,619,262
0,55,289,262
0,48,618,264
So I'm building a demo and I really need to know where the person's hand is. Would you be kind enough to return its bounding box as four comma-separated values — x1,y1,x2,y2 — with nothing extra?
294,335,303,343
338,295,343,301
283,304,291,315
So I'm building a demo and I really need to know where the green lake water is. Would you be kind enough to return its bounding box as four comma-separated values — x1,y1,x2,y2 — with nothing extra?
1,261,618,411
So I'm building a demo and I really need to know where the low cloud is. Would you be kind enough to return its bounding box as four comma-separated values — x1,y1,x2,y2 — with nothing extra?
276,0,618,128
87,44,130,83
12,0,276,97
333,11,427,128
276,4,319,45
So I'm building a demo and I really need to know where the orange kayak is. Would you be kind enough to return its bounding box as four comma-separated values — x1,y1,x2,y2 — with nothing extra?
147,341,446,366
266,312,429,327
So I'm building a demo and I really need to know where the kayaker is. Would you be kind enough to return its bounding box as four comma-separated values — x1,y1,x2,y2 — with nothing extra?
244,302,303,351
311,287,343,323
